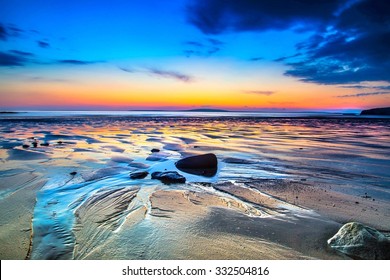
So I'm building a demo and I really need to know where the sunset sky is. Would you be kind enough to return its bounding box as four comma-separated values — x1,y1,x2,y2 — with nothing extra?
1,0,389,111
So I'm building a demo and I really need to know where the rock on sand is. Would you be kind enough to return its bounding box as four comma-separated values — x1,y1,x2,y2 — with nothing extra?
151,171,186,184
175,153,218,177
328,222,390,259
129,171,149,179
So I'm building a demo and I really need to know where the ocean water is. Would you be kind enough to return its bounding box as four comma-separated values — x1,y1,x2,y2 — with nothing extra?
0,112,389,259
0,110,362,118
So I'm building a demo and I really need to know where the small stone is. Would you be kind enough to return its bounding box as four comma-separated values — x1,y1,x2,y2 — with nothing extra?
70,171,77,176
41,142,50,147
22,144,30,149
151,171,186,184
130,171,149,179
151,148,160,153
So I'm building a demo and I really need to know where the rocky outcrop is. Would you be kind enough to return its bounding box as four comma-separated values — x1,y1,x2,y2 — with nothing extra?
328,222,390,259
175,153,218,177
360,107,390,116
151,171,186,184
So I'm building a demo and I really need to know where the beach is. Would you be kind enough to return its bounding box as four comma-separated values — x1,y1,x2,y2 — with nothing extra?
0,113,389,260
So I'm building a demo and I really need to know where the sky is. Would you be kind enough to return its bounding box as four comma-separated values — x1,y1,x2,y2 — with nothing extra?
0,0,389,111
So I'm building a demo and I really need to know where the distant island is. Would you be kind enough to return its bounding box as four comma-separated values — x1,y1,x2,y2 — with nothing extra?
360,107,390,116
184,108,230,112
0,111,18,114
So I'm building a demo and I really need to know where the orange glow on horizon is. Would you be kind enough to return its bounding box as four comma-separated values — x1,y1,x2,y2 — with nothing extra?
1,67,388,111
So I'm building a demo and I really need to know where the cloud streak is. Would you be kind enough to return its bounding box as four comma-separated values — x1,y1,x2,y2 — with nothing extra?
183,38,224,57
147,68,193,82
120,66,194,83
9,50,34,56
37,40,50,48
243,90,275,96
337,91,390,98
339,85,390,90
57,59,102,65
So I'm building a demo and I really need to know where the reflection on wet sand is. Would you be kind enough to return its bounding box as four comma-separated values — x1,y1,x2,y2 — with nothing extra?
0,116,389,259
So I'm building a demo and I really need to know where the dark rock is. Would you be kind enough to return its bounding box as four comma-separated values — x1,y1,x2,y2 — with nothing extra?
328,222,390,260
32,141,38,148
70,171,77,176
360,107,390,116
151,148,160,153
57,141,63,145
22,144,30,149
175,153,218,177
41,142,50,147
151,171,186,184
130,171,149,179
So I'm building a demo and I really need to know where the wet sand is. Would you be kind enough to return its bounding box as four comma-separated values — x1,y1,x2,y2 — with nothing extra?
0,116,389,259
0,171,46,259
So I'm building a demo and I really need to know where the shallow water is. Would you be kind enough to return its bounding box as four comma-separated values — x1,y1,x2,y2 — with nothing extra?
0,115,389,259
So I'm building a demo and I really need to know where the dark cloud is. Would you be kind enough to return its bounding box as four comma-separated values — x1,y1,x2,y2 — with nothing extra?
0,24,7,40
57,59,101,65
187,0,390,85
0,23,24,40
9,50,34,56
243,90,275,96
337,91,390,98
37,40,50,48
0,51,25,66
186,0,342,34
284,0,390,84
119,66,194,83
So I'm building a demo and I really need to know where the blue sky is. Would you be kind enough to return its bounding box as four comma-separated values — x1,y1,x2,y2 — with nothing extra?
1,0,389,110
